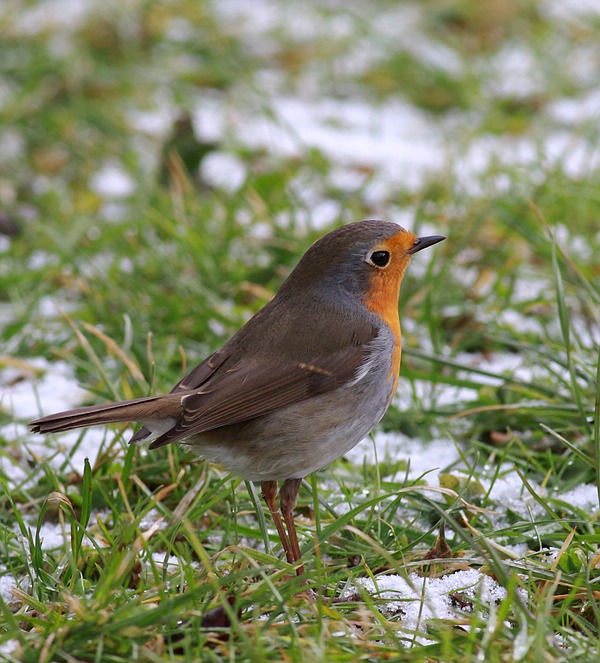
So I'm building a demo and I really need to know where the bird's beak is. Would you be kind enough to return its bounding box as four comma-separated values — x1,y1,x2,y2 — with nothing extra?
407,235,446,254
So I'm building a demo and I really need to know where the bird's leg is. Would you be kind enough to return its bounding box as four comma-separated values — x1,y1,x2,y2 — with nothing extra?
261,480,293,564
279,478,304,575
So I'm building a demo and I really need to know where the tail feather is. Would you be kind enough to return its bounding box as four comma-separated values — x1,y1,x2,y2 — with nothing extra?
29,395,179,435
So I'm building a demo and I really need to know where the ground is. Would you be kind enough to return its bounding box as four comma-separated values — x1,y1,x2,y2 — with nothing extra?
0,0,599,661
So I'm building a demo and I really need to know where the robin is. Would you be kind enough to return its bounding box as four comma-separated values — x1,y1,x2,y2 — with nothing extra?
30,220,444,575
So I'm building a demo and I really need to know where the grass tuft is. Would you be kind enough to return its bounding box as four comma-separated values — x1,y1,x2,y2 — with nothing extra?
1,0,599,660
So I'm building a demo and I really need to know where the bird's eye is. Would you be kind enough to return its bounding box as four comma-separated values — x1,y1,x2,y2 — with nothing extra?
367,250,390,268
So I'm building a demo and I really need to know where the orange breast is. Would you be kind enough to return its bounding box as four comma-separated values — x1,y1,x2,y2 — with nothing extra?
364,267,403,391
362,231,415,393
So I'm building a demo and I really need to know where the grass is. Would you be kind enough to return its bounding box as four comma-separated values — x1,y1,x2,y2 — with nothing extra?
1,0,599,661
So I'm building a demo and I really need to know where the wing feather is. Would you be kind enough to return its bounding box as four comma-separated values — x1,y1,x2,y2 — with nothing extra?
129,349,227,443
149,339,376,449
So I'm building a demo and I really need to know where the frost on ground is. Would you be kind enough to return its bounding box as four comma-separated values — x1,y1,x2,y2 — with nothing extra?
3,356,597,539
344,429,599,547
186,0,600,208
0,572,22,606
1,357,597,654
342,568,525,646
0,358,109,487
345,430,461,483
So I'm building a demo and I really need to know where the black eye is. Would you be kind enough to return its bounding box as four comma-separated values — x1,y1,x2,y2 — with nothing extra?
369,250,390,267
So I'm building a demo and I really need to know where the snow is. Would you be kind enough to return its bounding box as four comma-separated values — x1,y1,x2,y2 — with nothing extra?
485,42,546,98
200,152,247,192
12,0,91,35
0,573,19,604
89,160,136,199
1,2,599,650
180,0,600,206
0,358,114,487
345,432,461,483
556,484,599,512
344,568,522,646
1,358,89,422
542,0,600,20
192,96,446,199
0,640,18,658
189,89,600,201
31,521,70,551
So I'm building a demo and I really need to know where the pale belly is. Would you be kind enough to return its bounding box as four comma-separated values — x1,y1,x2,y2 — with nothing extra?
185,362,396,481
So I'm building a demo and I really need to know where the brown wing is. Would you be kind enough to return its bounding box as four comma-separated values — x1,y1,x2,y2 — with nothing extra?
129,349,228,443
148,340,374,449
170,349,228,391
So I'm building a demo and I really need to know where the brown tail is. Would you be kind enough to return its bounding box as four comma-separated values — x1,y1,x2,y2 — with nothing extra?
29,395,178,435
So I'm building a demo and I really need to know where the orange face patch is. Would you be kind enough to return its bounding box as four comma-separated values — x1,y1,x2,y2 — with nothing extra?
363,230,416,388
